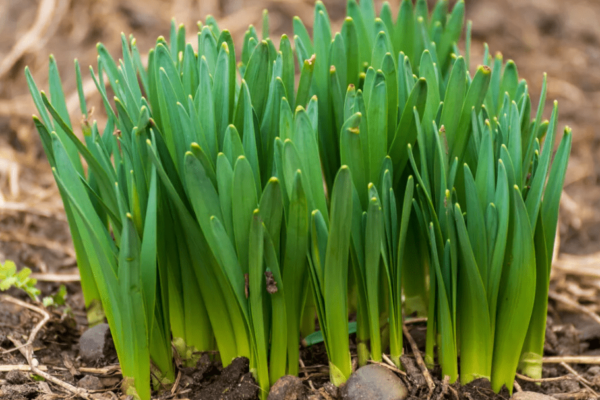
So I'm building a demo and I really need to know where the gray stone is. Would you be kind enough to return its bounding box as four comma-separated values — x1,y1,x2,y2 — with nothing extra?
268,375,307,400
341,364,408,400
77,375,104,390
78,323,114,365
5,370,27,384
511,392,558,400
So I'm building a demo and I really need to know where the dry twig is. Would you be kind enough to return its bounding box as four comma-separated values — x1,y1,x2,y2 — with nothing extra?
447,384,459,400
9,334,97,399
0,200,64,219
0,231,76,259
404,317,428,325
553,392,597,399
549,291,600,326
0,0,57,80
31,273,80,282
299,357,316,391
170,369,182,395
0,364,119,375
515,372,577,383
382,353,406,375
554,254,600,278
544,356,600,364
1,295,50,362
436,375,449,400
513,380,523,392
560,361,599,397
367,359,407,376
0,364,48,372
1,295,97,399
403,323,435,400
559,362,592,386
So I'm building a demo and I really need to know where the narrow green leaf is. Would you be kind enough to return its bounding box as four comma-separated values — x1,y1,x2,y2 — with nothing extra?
323,166,353,385
244,41,271,121
453,203,492,384
492,186,537,394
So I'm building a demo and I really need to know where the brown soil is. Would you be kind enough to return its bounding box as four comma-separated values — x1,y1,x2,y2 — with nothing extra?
186,357,258,400
1,0,600,399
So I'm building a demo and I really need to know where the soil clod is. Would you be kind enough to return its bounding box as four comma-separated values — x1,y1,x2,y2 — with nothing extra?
188,353,217,383
5,370,28,385
557,379,581,393
0,384,38,400
191,357,258,400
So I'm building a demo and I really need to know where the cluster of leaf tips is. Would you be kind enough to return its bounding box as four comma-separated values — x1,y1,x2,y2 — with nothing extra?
26,0,571,399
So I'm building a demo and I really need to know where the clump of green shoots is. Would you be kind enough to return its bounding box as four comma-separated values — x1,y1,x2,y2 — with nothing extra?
0,260,68,307
0,260,41,300
25,0,570,398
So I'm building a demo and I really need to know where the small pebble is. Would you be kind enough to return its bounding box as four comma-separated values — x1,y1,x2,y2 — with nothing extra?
79,323,114,365
268,375,306,400
341,364,407,400
77,375,104,391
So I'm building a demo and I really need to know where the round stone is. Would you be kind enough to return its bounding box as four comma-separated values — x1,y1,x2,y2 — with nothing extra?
341,364,408,400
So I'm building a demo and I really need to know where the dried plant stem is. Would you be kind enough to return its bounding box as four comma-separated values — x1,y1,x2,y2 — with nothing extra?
170,369,182,395
367,359,407,376
515,372,577,383
548,291,600,326
1,295,50,362
438,375,450,400
299,358,316,391
513,380,523,392
1,295,97,399
554,256,600,278
0,0,56,80
403,324,435,399
0,364,118,374
0,364,48,372
560,362,598,397
382,353,406,375
543,356,600,364
553,392,597,399
404,317,428,325
30,273,81,282
0,231,76,258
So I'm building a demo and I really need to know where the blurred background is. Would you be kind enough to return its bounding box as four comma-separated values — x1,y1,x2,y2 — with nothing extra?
0,0,599,288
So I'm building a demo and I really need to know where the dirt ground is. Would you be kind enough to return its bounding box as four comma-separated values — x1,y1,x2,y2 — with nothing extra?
0,0,599,399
